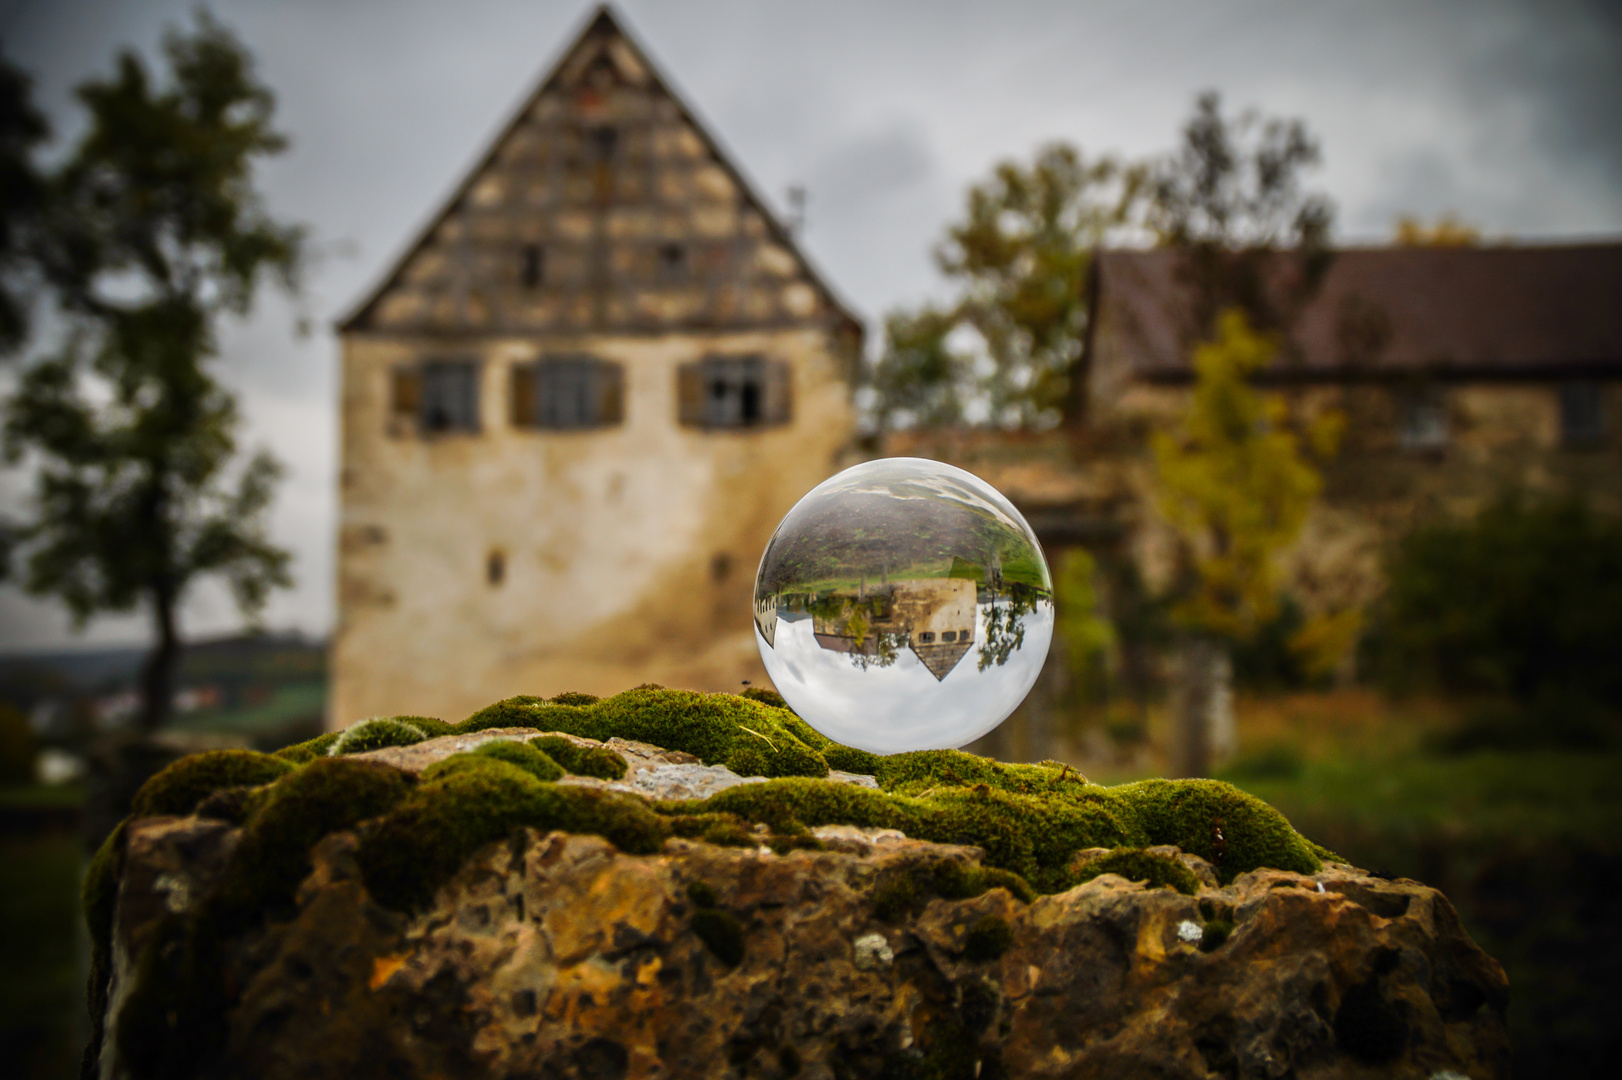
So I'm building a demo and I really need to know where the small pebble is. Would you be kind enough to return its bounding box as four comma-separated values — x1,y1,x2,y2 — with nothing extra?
1176,920,1203,943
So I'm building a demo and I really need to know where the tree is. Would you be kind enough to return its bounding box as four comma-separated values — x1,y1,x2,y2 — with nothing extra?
0,48,48,353
1146,90,1335,340
1373,496,1622,744
1393,214,1479,247
1151,311,1343,776
2,12,301,733
866,144,1140,430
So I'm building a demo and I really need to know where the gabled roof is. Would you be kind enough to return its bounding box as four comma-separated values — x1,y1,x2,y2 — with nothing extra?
1090,243,1622,381
339,5,861,339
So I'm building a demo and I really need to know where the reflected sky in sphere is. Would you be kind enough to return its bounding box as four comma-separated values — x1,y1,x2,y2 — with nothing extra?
753,457,1052,754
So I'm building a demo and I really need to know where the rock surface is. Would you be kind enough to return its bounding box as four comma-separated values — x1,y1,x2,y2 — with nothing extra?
98,805,1510,1080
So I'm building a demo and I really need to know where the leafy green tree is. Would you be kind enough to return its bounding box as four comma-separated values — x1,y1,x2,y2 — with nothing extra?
867,144,1140,430
1151,311,1343,775
2,13,301,733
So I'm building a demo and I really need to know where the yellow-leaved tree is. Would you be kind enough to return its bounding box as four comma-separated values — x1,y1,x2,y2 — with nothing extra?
1151,310,1347,776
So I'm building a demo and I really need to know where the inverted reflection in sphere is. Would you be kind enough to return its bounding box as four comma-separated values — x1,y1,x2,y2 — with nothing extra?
753,458,1053,754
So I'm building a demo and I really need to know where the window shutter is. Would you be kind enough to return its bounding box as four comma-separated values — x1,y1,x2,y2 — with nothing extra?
390,366,422,432
598,361,625,425
511,364,537,427
763,359,793,425
677,361,705,427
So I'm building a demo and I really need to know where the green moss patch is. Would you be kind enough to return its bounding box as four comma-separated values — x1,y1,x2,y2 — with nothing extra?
678,766,1315,890
327,717,432,755
1069,848,1202,895
529,735,627,780
873,861,1035,921
457,687,829,779
355,755,669,912
962,915,1014,961
130,750,295,818
426,741,565,783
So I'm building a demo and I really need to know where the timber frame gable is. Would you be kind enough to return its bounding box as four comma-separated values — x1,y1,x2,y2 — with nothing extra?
338,5,861,344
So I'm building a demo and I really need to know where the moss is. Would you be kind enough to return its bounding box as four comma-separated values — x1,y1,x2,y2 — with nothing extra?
1107,778,1320,883
668,812,760,848
962,915,1014,961
1199,919,1234,951
740,686,786,709
214,757,416,929
550,691,600,706
872,861,1034,922
273,730,339,763
456,688,829,779
1069,847,1202,895
357,755,670,912
328,717,433,755
529,735,627,780
425,741,565,783
82,819,127,1065
129,750,294,817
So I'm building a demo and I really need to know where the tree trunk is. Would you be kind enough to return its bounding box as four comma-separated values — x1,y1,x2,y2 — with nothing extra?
136,582,180,733
1169,636,1235,778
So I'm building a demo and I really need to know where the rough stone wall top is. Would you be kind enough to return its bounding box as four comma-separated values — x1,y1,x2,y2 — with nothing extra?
340,7,860,339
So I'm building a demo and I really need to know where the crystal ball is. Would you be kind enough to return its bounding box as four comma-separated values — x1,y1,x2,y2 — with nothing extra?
753,457,1053,754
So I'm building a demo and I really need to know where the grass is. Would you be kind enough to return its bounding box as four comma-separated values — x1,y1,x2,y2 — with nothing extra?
0,813,85,1080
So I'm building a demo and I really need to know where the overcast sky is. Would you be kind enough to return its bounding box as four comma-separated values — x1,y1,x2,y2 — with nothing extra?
1,0,1619,653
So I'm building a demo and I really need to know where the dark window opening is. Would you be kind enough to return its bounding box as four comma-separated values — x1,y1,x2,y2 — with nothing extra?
589,126,618,161
516,356,623,430
1560,381,1605,446
520,244,544,289
711,552,732,582
658,243,685,279
487,549,506,586
918,632,936,644
678,356,792,429
1397,388,1447,451
419,360,480,434
941,631,956,642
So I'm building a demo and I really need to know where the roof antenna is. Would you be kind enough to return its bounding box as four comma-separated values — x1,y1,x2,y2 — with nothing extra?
786,186,807,239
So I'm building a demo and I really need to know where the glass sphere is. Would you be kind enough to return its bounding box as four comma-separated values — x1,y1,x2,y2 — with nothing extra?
753,457,1053,754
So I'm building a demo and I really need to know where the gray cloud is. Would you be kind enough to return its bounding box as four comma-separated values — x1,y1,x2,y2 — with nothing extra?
1,0,1618,650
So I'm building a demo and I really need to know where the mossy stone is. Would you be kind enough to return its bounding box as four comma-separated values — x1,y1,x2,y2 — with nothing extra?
130,750,294,818
357,755,669,912
528,735,628,780
424,741,565,783
1069,847,1202,895
328,717,433,756
1108,778,1320,883
457,688,829,779
962,915,1014,961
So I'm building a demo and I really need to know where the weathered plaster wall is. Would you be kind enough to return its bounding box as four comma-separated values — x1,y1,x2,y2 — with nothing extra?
331,325,854,726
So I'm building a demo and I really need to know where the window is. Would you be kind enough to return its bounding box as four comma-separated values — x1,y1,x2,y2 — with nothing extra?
487,549,505,587
918,632,936,644
677,355,792,429
391,360,480,435
1397,387,1447,451
941,631,957,643
1560,381,1605,446
520,244,544,289
511,356,623,430
658,243,685,279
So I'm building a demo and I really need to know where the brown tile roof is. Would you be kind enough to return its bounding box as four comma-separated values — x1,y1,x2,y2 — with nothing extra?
1090,243,1622,380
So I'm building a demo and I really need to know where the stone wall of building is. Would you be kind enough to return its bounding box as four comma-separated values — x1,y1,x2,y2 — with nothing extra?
331,325,854,725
